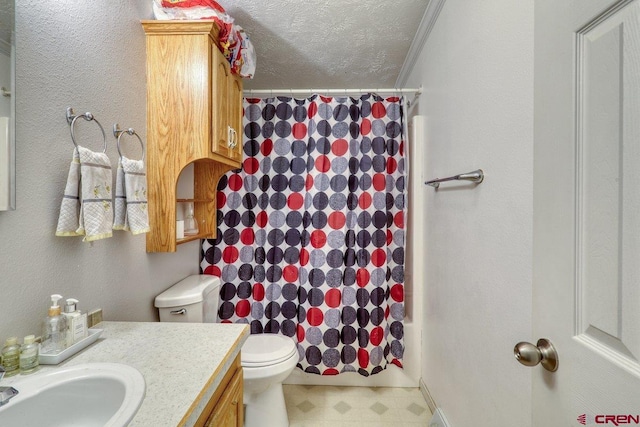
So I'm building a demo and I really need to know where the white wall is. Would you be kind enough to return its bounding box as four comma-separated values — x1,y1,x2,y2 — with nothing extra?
403,1,534,426
0,1,201,341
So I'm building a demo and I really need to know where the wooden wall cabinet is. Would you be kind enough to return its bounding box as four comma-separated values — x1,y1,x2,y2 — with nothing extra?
141,20,243,252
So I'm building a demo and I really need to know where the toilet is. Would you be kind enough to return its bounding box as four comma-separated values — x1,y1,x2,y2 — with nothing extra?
154,275,298,427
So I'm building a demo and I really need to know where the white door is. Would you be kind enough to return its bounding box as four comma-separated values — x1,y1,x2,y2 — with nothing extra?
533,0,640,425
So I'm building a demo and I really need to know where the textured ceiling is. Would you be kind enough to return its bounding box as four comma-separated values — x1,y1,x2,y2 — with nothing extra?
216,0,429,90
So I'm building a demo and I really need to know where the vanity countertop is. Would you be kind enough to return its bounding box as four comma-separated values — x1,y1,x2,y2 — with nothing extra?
35,321,249,426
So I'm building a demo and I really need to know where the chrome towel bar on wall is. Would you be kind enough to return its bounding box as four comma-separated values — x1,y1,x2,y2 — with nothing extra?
425,169,484,189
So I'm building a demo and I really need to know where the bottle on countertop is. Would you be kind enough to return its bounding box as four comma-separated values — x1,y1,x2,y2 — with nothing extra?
62,298,88,345
19,335,39,374
41,294,67,354
1,337,20,377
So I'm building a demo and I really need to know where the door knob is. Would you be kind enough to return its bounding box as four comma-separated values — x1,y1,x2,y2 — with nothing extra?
514,338,558,372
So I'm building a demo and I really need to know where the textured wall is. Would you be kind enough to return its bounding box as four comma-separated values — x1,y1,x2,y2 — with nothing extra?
405,0,534,425
0,1,200,340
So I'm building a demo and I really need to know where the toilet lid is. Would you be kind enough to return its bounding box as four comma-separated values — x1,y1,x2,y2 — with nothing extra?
241,334,297,367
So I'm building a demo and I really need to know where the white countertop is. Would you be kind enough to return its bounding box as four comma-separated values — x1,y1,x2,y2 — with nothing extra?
3,321,249,426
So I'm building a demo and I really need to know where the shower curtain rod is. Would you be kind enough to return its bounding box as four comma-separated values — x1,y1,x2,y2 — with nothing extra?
243,87,422,97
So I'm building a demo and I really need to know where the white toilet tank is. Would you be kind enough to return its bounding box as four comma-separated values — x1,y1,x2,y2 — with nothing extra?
154,275,221,323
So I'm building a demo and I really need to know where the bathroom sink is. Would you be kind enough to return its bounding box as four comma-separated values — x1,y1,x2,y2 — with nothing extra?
0,362,145,427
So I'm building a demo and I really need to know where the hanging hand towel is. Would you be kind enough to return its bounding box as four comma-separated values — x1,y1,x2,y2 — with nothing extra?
112,156,149,235
56,146,113,241
55,148,81,236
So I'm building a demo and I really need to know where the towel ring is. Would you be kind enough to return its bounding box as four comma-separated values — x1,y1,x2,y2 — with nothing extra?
113,124,145,162
66,107,107,153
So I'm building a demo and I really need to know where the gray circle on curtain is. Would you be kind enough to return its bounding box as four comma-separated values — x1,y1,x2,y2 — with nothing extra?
266,283,283,300
329,193,347,210
221,265,238,282
373,192,386,210
370,346,384,366
244,175,258,192
331,157,348,174
370,268,386,286
275,137,291,155
310,249,326,268
390,304,404,321
254,229,267,246
226,192,242,210
327,231,345,249
240,246,254,263
306,327,323,345
251,302,264,320
314,174,330,191
246,104,262,121
269,210,286,228
318,103,333,120
325,309,341,328
387,103,402,120
342,286,356,305
371,119,386,137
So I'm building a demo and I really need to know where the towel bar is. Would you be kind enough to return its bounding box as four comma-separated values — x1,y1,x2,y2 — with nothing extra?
425,169,484,189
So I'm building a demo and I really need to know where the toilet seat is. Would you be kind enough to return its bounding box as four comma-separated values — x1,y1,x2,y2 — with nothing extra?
241,334,297,368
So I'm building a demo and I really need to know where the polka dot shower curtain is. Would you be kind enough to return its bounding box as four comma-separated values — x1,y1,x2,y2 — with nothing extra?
201,94,406,376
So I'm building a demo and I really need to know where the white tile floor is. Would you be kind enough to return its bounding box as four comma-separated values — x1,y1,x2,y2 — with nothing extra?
283,384,432,427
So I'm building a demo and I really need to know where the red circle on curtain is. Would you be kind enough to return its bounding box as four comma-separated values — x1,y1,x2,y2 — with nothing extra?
223,246,239,263
297,324,305,342
305,175,314,190
371,249,386,267
293,123,307,140
373,173,386,191
253,283,265,301
356,268,370,287
372,102,386,118
283,265,299,283
307,308,324,326
328,211,346,229
240,228,255,245
323,368,339,376
386,230,393,245
394,211,404,228
235,300,250,317
216,191,226,208
261,138,273,156
308,102,318,119
361,118,371,135
203,265,220,276
325,289,341,308
386,158,397,174
320,95,333,103
358,348,370,368
228,174,243,191
332,139,348,156
399,141,404,156
370,326,384,346
391,359,403,368
256,211,268,228
315,155,331,173
358,192,372,209
300,248,310,266
287,193,304,210
391,285,404,302
243,158,259,174
310,230,327,248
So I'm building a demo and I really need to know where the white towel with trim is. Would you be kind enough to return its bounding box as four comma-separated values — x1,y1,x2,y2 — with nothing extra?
56,146,113,241
112,156,149,235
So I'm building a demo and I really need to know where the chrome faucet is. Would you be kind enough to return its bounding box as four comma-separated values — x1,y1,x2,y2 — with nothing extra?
0,366,19,406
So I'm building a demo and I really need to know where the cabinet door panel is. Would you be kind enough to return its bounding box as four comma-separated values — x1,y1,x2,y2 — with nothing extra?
205,368,243,427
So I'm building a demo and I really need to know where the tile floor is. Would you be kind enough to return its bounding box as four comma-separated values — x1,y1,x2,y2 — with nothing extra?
283,384,432,427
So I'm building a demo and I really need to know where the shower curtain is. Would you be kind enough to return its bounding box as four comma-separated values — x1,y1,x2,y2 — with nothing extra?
201,94,406,376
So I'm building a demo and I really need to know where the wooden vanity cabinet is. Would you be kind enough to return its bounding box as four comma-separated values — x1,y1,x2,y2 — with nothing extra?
194,354,244,427
141,20,243,252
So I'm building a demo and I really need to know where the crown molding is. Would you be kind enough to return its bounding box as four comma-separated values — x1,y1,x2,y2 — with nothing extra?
396,0,446,87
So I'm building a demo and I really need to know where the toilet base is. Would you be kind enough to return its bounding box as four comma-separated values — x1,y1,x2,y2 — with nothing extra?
244,382,289,427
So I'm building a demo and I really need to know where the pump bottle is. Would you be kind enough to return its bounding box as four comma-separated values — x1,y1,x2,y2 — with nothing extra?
41,294,67,354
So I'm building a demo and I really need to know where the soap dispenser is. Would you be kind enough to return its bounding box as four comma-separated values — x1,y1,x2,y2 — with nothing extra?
41,294,68,354
63,298,87,345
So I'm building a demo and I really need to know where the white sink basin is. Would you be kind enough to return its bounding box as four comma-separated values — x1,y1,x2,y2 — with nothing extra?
0,363,145,427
